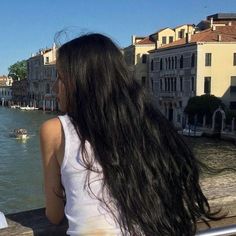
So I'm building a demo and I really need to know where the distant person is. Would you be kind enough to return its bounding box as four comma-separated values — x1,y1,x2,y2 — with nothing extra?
40,33,221,236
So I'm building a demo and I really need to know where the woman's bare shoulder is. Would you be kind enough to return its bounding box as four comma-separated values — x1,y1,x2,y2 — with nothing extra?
40,118,62,150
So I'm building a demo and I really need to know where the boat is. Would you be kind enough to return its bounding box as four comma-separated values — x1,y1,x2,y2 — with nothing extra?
10,128,29,140
10,105,20,109
20,106,39,111
178,128,203,137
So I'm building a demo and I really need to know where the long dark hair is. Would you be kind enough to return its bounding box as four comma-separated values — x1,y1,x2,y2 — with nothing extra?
57,33,221,235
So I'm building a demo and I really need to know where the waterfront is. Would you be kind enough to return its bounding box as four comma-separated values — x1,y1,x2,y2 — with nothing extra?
0,106,236,216
0,107,56,214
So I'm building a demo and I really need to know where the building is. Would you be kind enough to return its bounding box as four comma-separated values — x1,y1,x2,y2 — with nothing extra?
0,76,13,106
123,24,194,88
123,36,155,87
0,75,13,86
27,44,57,110
149,15,236,127
11,79,28,105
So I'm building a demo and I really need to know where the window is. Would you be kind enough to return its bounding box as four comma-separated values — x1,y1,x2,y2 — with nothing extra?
46,83,50,94
179,101,182,108
191,53,195,67
205,53,212,66
178,29,184,39
45,57,49,64
169,36,174,43
204,77,211,94
171,57,174,69
160,79,163,91
171,78,173,91
151,60,154,71
230,86,236,93
151,79,154,92
180,55,183,68
180,77,183,91
174,56,177,69
168,57,171,69
231,76,236,93
233,53,236,66
165,78,167,91
230,101,236,109
191,77,194,91
141,76,146,86
142,54,147,63
160,58,163,70
167,77,170,91
174,78,177,91
162,36,167,44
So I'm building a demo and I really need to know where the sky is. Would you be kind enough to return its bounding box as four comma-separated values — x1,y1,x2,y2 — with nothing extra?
0,0,235,75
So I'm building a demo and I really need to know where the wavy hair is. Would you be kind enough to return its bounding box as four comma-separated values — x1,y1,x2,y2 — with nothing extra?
56,33,222,235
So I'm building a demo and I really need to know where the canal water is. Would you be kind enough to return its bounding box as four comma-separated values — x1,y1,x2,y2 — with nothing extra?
0,106,56,214
0,106,236,215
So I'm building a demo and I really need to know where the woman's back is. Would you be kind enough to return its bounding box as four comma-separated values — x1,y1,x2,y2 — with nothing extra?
59,114,121,235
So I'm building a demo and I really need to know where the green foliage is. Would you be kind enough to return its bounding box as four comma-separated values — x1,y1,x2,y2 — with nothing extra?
184,94,224,119
8,60,27,80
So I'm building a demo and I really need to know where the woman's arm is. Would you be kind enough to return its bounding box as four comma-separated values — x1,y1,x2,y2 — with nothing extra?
40,118,65,225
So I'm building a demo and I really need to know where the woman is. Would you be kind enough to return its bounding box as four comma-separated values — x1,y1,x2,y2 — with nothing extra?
40,33,220,236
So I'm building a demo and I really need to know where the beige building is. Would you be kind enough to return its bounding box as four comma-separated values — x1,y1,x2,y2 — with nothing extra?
123,24,194,88
27,44,57,110
149,24,195,48
149,18,236,127
123,36,155,87
0,75,13,86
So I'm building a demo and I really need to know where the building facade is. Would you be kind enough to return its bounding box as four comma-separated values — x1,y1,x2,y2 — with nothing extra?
123,36,155,87
27,44,57,110
149,20,236,127
0,76,13,106
123,24,194,88
11,79,28,105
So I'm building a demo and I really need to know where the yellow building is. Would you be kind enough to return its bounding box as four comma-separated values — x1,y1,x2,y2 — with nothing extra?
149,21,236,127
123,36,155,87
27,44,57,110
123,24,194,88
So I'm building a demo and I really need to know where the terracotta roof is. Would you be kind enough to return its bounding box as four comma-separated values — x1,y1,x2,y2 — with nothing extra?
136,37,154,45
158,25,236,49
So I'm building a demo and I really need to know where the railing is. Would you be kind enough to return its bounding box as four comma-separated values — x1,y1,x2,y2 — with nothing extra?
196,224,236,236
0,208,236,235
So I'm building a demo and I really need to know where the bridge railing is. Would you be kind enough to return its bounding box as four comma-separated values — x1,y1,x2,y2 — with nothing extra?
0,208,236,236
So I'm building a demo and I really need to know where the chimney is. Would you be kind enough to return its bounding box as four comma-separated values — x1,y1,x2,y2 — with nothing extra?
185,33,191,43
155,40,160,49
217,34,222,42
228,21,232,26
210,17,213,28
132,35,136,45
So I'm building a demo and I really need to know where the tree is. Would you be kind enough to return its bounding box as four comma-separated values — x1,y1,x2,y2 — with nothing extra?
8,60,27,81
184,94,224,124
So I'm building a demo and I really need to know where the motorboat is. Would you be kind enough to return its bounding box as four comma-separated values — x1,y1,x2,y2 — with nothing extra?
20,106,39,111
10,105,20,109
178,128,203,137
10,128,29,140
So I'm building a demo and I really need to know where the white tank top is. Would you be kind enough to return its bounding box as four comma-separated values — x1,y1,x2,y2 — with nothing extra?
58,115,121,236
